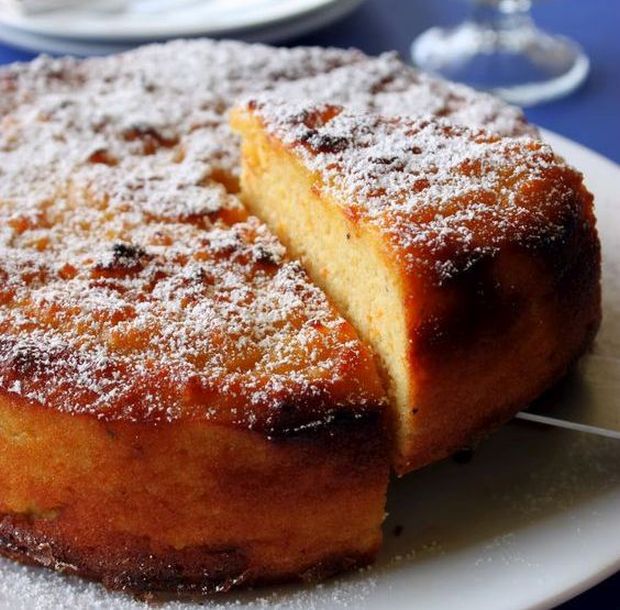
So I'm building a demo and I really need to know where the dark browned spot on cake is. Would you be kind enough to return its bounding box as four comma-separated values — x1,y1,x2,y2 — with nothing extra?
122,123,179,155
414,254,524,355
252,244,280,267
370,156,399,166
302,131,349,154
87,148,118,166
92,243,152,278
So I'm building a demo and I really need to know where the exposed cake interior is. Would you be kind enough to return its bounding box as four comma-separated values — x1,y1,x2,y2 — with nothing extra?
231,104,412,454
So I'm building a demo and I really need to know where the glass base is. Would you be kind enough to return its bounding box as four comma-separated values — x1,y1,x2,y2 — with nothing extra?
411,22,590,106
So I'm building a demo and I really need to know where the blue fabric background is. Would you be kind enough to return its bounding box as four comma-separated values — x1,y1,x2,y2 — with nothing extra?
0,0,617,607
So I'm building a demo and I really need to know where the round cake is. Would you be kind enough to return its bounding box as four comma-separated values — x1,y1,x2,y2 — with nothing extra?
0,38,600,594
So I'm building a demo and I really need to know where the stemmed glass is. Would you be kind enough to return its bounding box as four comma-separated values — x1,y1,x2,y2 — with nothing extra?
411,0,589,106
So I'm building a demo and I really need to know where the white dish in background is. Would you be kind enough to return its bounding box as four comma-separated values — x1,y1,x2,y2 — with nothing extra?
0,0,364,55
0,130,618,610
0,23,132,54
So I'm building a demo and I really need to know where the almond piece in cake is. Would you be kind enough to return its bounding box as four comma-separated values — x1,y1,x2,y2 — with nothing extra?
231,100,601,474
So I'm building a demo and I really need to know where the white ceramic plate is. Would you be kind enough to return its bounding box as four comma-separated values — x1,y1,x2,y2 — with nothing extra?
0,0,364,48
0,130,618,610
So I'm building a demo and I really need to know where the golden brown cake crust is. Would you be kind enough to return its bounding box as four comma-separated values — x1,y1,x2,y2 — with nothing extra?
0,392,388,594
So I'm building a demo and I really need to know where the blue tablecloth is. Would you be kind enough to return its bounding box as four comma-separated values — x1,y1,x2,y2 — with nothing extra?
0,0,617,607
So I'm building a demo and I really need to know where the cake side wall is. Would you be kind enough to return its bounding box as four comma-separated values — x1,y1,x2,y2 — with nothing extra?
398,184,602,473
0,392,388,593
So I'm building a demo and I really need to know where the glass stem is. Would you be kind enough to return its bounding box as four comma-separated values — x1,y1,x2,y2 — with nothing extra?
471,0,534,32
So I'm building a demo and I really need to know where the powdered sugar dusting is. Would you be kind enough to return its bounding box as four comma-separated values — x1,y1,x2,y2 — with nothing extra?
0,198,380,426
264,52,536,138
246,99,584,282
0,39,366,208
0,43,532,212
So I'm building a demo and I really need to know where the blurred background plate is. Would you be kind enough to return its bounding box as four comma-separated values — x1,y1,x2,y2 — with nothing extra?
0,22,131,53
0,0,364,54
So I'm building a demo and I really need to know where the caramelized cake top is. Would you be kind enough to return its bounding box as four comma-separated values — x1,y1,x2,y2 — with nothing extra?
242,99,594,283
0,38,538,427
0,181,384,429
